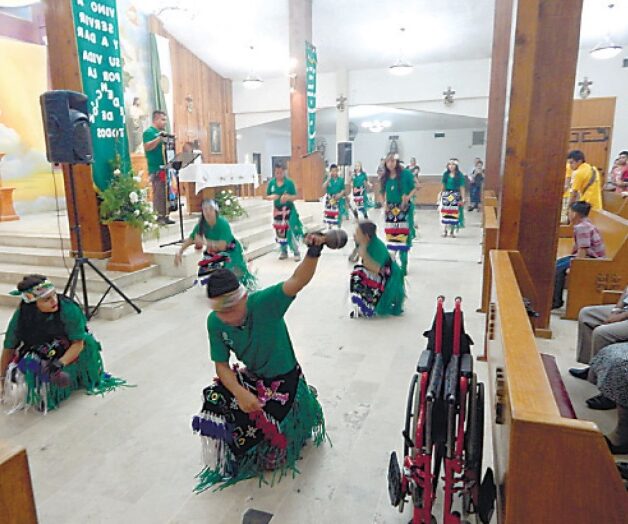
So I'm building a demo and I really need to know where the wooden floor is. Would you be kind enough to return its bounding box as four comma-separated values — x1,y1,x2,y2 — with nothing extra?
0,206,618,523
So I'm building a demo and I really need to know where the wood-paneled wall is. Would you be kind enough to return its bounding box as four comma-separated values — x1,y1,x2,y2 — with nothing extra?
149,17,236,211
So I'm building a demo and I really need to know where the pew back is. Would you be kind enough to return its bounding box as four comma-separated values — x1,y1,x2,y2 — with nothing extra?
0,441,38,524
603,191,628,219
487,250,628,523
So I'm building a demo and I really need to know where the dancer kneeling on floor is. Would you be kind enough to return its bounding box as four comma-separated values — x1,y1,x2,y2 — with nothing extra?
175,199,257,290
350,221,405,318
0,275,126,413
191,234,329,492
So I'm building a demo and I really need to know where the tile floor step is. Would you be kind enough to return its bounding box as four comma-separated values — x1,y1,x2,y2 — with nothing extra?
0,232,71,250
0,246,72,268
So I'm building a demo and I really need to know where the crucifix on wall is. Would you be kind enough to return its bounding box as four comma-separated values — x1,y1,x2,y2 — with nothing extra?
443,86,456,106
336,94,347,112
578,76,593,99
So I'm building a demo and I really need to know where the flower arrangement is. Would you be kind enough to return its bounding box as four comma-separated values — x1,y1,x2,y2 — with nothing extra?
214,189,247,221
99,158,158,232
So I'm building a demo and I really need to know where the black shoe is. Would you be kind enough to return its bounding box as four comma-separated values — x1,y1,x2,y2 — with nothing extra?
568,367,590,380
551,301,564,310
586,394,616,410
164,218,176,225
605,436,628,455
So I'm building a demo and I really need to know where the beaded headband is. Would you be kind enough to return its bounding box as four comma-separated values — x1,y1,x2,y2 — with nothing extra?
10,279,56,303
209,284,247,312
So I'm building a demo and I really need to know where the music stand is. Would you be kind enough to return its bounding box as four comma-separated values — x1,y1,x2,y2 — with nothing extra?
160,151,200,248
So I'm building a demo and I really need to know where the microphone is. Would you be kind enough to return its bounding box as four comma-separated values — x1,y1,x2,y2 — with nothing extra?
308,229,348,250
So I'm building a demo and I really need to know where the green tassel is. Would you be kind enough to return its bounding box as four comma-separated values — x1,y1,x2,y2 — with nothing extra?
193,378,329,493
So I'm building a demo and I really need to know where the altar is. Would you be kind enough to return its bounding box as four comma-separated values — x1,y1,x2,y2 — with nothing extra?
179,163,259,194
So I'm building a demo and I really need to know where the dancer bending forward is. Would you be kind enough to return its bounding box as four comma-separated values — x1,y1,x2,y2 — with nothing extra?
350,221,405,318
191,235,329,491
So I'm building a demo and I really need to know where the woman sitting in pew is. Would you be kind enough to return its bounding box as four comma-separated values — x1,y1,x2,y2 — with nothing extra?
585,342,628,454
552,201,606,310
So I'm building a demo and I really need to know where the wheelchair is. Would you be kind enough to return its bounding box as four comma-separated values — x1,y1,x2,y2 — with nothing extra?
388,296,494,524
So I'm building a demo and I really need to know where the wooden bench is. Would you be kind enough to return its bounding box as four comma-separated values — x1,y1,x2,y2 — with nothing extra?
557,209,628,319
486,250,628,523
603,191,628,219
479,204,498,315
484,189,498,208
0,441,38,523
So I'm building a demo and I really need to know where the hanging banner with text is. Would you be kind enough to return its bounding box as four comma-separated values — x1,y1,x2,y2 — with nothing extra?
72,0,129,190
306,41,317,155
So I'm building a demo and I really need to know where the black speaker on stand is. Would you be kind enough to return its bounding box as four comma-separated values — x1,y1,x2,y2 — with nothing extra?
40,90,140,319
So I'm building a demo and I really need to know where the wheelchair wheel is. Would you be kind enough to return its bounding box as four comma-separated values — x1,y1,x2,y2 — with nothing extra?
387,451,403,507
463,378,485,517
404,374,419,458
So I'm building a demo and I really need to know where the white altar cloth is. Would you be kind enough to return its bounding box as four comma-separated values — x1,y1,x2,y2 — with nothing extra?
178,163,259,194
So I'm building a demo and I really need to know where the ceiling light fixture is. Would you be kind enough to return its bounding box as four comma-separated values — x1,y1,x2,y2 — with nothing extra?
242,46,263,89
361,120,392,133
590,4,623,60
389,28,413,76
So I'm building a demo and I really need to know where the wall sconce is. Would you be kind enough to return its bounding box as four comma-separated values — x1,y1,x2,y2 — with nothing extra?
185,95,194,113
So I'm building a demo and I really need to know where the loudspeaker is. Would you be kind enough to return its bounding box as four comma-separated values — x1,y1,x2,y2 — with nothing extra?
337,141,353,166
40,90,93,164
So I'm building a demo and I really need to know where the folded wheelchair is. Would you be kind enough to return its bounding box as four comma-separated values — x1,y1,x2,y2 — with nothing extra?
388,296,494,524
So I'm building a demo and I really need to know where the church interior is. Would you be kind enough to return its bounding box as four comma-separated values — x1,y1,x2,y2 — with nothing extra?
0,1,627,523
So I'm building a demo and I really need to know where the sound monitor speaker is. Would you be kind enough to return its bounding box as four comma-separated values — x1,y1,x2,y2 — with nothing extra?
337,141,353,166
40,90,93,164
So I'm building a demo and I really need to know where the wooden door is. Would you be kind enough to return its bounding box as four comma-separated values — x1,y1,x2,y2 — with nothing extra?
569,127,611,178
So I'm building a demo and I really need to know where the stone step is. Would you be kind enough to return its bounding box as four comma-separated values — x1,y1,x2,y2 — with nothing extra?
0,246,71,268
0,232,71,250
0,262,161,294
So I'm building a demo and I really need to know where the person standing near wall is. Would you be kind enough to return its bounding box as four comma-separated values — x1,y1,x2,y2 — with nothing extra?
143,110,174,225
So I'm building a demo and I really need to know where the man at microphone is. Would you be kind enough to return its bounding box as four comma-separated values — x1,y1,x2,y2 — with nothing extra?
143,110,175,225
191,230,345,491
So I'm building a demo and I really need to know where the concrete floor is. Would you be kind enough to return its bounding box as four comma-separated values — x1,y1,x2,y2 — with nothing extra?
0,205,618,523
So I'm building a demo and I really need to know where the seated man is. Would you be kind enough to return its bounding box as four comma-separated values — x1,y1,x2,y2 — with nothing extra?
569,286,628,409
191,234,329,492
552,201,606,310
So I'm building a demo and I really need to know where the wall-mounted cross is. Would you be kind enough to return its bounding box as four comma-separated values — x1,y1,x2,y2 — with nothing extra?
336,94,347,112
443,86,456,106
578,76,593,99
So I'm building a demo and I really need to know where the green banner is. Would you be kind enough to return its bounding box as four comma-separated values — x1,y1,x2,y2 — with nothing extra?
306,41,317,155
72,0,129,190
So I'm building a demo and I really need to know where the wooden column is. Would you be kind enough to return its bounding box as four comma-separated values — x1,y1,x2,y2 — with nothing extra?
43,0,111,258
288,0,312,197
484,0,514,193
498,0,584,334
0,442,38,523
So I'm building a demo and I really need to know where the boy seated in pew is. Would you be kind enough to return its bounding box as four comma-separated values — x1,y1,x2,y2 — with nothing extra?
569,286,628,410
552,201,606,310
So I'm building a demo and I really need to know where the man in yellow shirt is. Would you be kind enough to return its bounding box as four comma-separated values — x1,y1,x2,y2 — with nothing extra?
567,150,603,210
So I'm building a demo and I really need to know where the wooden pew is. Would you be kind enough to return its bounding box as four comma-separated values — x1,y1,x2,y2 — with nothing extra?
484,189,498,208
557,209,627,319
0,441,38,523
603,191,628,219
486,250,628,523
479,204,498,315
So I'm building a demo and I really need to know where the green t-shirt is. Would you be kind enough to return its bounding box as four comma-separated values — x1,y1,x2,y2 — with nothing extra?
3,299,88,349
442,172,465,191
267,177,297,209
353,172,368,189
367,236,391,267
189,215,234,242
383,169,415,204
142,126,166,174
207,283,297,377
326,176,345,196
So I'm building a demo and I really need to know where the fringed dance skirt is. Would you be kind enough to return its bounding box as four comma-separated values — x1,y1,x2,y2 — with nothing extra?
273,206,291,246
384,204,410,252
353,186,366,213
2,336,126,414
196,242,257,290
192,364,326,492
350,264,391,317
440,190,462,226
324,195,340,227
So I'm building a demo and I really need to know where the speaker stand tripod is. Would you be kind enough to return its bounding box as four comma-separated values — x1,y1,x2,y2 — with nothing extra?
63,163,141,320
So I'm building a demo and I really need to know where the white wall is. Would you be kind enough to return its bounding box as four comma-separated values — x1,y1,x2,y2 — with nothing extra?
324,129,486,176
236,127,290,180
574,50,628,157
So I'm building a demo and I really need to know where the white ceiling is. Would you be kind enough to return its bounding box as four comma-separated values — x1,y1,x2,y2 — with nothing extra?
134,0,628,80
248,105,487,135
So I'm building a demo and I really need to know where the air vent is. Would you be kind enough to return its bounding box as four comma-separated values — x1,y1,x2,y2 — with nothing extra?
623,58,628,68
472,130,486,146
434,132,445,138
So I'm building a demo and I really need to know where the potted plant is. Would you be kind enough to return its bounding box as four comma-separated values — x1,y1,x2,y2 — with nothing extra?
214,189,248,221
99,163,158,272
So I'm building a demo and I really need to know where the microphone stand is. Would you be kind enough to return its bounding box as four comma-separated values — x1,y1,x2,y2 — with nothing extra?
160,151,201,248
